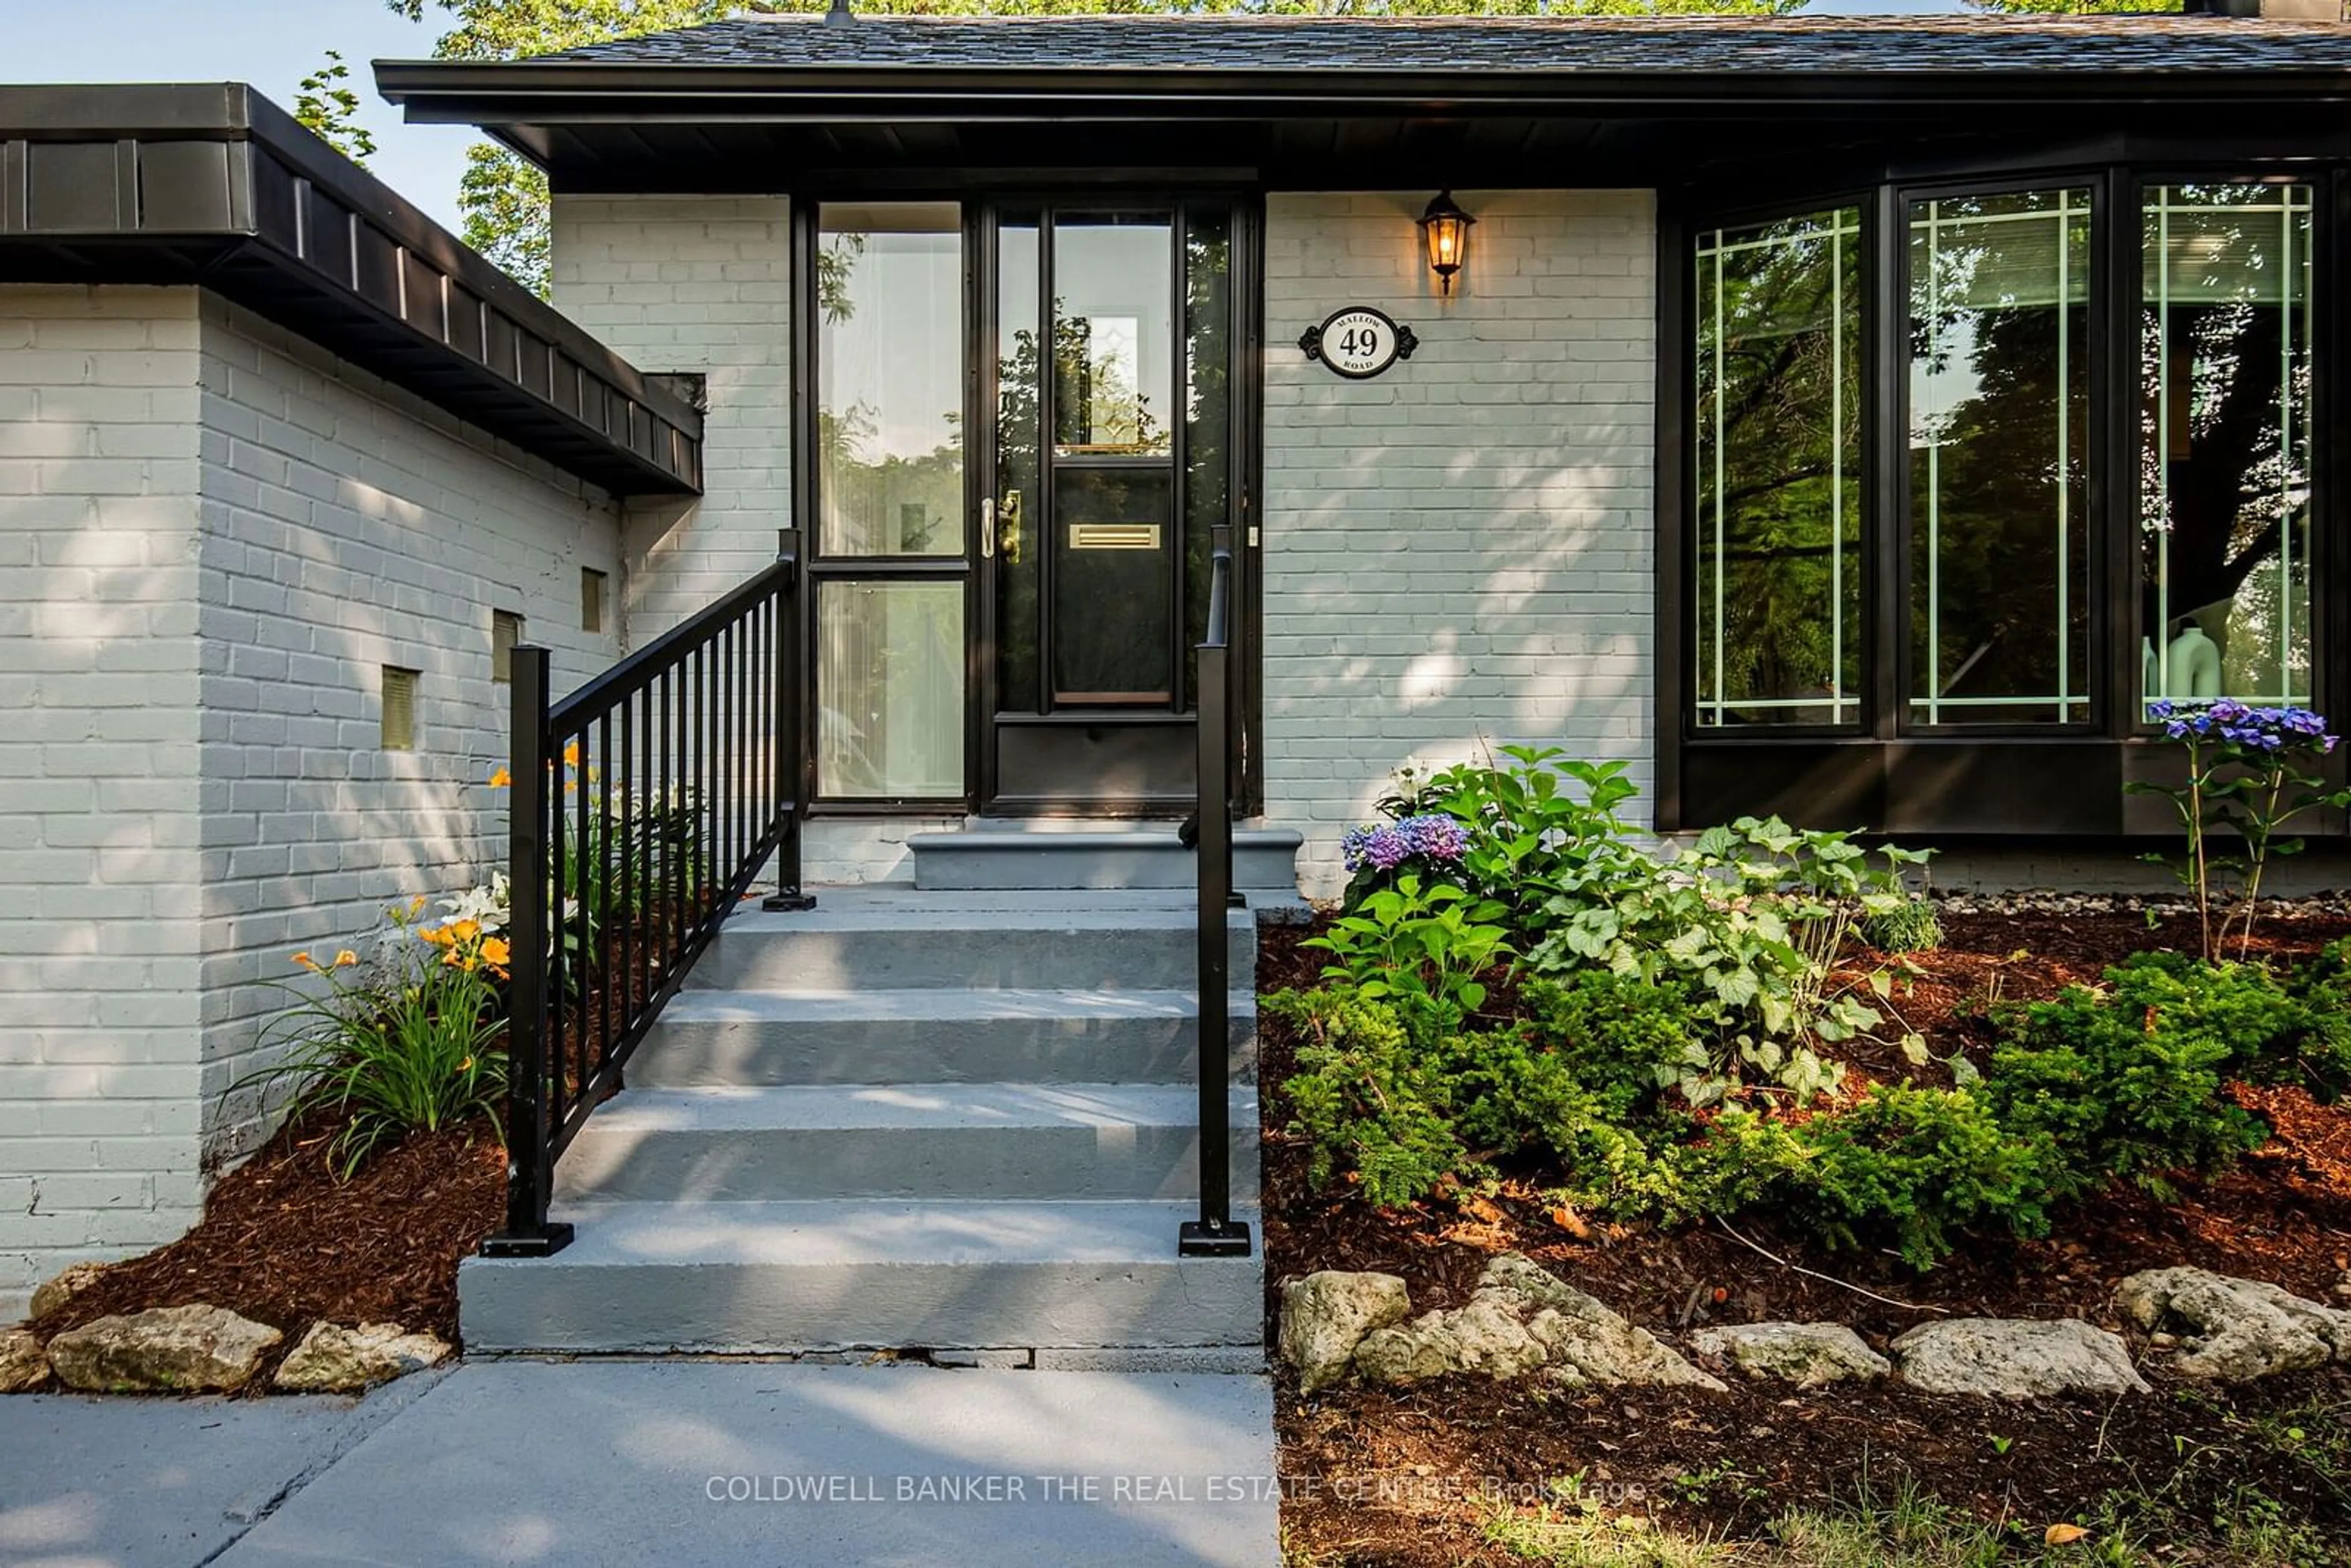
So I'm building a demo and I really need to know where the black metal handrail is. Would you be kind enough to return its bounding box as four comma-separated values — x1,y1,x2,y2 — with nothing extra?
483,530,808,1258
1180,523,1251,1259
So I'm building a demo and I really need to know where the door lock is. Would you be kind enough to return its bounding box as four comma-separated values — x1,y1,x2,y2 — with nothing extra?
1000,489,1023,565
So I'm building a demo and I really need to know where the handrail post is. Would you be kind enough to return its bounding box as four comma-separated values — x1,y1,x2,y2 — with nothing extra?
763,527,815,913
482,645,574,1258
1180,528,1251,1259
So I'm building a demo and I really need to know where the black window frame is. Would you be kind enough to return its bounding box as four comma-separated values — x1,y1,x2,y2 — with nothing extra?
1660,155,2349,839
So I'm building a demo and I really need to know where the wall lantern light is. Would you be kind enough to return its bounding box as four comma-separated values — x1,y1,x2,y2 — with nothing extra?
1418,190,1475,296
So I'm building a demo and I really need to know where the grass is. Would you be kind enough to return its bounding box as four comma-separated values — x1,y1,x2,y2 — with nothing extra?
1477,1461,2351,1568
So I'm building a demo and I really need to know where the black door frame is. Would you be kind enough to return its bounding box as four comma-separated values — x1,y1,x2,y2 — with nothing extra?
789,186,1264,821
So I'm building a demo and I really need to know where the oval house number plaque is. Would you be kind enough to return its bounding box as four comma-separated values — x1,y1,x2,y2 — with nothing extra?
1299,307,1419,380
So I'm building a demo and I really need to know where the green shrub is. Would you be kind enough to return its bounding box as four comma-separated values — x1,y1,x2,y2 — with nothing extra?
1268,989,1474,1206
1864,895,1945,955
1272,972,1715,1212
2287,939,2351,1101
1776,1084,2058,1269
1302,872,1512,1030
1987,956,2293,1198
1375,745,1648,934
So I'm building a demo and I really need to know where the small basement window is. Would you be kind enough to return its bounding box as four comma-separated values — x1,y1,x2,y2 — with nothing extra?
381,666,418,751
581,568,607,634
492,610,525,683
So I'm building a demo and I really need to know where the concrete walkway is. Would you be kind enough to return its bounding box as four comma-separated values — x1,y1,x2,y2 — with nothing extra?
1,1363,1278,1567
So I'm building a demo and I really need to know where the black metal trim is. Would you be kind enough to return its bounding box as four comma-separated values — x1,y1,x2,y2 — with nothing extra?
0,85,701,498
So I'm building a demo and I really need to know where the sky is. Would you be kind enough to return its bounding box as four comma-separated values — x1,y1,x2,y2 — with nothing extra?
15,0,474,231
13,0,1970,241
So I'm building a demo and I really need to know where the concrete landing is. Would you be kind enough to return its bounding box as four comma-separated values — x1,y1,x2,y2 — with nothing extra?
209,1362,1278,1567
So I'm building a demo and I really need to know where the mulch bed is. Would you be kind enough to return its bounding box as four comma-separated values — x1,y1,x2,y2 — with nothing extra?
1261,902,2351,1562
25,1112,504,1387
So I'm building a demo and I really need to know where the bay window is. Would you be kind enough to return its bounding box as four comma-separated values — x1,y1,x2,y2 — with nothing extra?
1675,167,2339,835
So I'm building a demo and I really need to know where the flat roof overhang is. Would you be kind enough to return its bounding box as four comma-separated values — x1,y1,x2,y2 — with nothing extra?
0,84,701,498
374,54,2351,194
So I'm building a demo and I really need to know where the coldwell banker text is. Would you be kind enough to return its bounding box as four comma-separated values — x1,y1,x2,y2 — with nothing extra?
703,1474,1291,1505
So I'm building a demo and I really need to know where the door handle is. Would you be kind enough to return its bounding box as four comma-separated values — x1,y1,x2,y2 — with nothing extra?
980,497,994,560
1001,489,1023,565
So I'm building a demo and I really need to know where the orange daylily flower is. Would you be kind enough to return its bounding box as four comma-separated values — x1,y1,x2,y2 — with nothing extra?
449,920,481,943
479,937,512,969
291,951,318,970
334,950,359,968
488,766,512,788
408,894,428,917
562,741,581,768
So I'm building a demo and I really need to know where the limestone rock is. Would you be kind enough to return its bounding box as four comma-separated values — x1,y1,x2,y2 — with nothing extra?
1689,1322,1892,1388
29,1261,107,1322
1352,1253,1724,1392
0,1328,48,1393
1892,1318,2148,1398
45,1305,282,1394
2115,1267,2351,1383
273,1321,452,1393
1279,1272,1411,1394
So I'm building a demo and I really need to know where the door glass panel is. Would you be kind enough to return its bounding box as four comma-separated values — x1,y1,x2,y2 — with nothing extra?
1051,217,1174,457
816,580,964,797
995,213,1043,715
2140,182,2314,711
1907,189,2093,726
1054,467,1175,703
817,203,964,557
1046,214,1177,707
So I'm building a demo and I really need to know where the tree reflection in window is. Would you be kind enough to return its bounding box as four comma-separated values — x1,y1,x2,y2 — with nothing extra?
1693,208,1863,727
815,204,964,558
2141,183,2314,710
1908,189,2092,726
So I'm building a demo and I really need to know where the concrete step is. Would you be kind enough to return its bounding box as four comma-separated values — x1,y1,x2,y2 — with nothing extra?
634,987,1258,1088
459,1199,1266,1353
555,1082,1260,1204
699,890,1255,993
909,824,1303,899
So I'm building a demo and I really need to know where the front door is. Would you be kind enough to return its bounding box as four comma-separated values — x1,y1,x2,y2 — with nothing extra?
803,198,1243,816
979,203,1240,814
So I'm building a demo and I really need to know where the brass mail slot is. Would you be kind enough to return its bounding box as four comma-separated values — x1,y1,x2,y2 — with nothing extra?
1068,523,1161,551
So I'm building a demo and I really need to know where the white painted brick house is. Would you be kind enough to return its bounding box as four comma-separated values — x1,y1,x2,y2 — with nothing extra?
6,9,2350,1319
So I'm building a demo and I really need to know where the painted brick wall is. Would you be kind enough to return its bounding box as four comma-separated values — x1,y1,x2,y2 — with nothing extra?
193,297,623,1158
0,284,621,1311
0,286,208,1312
1260,192,1658,897
550,195,791,638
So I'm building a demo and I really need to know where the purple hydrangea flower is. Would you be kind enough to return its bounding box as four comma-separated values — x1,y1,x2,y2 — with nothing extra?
1341,813,1471,873
2153,700,2337,755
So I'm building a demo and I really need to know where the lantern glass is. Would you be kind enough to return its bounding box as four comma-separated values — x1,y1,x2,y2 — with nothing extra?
1418,191,1474,293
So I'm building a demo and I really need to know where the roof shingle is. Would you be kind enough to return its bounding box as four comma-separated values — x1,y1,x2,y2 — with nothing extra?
527,13,2351,75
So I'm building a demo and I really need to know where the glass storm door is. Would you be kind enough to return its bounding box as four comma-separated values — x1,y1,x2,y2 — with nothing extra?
982,204,1235,813
809,201,970,804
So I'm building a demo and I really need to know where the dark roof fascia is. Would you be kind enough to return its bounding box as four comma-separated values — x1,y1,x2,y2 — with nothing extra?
0,84,701,498
373,58,2351,121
